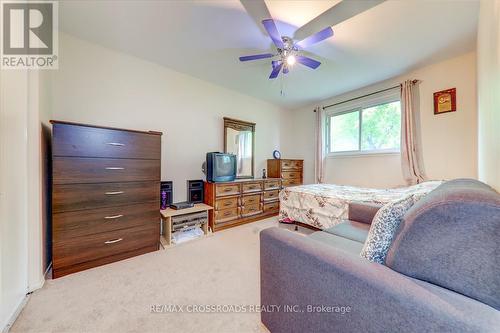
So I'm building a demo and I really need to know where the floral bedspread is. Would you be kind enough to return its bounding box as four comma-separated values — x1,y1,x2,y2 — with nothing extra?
279,181,443,230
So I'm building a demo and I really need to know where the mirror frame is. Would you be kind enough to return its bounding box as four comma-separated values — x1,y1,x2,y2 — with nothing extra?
223,117,256,179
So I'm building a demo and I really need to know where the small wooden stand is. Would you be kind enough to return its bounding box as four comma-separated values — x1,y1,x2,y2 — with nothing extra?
160,203,214,247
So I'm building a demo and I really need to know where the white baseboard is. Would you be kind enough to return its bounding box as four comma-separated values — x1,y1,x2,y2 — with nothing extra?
4,263,52,333
1,294,30,333
28,277,45,292
40,262,51,286
44,262,52,280
27,262,50,292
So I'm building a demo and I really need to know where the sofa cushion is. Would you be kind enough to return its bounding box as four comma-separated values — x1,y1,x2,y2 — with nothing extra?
360,194,423,264
386,179,500,310
308,231,364,255
323,220,370,243
348,201,382,224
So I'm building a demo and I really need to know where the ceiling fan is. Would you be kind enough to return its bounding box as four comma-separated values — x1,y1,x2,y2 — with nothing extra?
239,0,385,79
239,20,332,79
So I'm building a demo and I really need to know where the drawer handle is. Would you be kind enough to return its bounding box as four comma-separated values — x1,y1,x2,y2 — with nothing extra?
105,191,124,195
106,142,125,146
223,187,233,192
105,167,125,170
104,214,123,220
104,238,123,244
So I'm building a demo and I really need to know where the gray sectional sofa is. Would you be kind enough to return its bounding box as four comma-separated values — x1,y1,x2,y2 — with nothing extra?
260,179,500,333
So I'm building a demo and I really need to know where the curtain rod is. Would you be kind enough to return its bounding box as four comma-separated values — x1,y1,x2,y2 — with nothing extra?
314,79,419,112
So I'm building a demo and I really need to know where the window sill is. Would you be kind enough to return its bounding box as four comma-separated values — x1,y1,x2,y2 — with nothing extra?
327,151,400,159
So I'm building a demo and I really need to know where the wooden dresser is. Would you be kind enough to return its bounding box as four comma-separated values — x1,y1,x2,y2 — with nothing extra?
51,120,162,278
267,159,304,187
204,178,281,231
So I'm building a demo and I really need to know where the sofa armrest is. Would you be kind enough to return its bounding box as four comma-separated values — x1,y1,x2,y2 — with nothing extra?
347,201,382,224
260,227,499,333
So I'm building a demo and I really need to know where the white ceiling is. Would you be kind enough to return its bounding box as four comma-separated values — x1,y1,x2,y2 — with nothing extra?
59,0,479,109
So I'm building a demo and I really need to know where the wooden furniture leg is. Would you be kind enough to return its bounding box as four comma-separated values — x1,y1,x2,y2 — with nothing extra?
165,216,172,246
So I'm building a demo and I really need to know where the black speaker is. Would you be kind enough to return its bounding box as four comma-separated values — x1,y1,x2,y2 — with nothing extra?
187,180,204,203
160,181,173,209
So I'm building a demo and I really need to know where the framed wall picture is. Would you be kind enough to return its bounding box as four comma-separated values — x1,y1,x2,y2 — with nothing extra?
433,88,456,115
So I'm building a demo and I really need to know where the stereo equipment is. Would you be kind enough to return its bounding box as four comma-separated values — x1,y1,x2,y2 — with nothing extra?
161,181,173,210
170,201,194,210
171,211,208,232
187,179,204,203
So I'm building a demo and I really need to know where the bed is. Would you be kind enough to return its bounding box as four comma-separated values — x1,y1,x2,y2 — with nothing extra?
279,181,443,230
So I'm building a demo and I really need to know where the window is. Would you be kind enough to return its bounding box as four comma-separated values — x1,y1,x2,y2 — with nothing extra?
326,94,401,156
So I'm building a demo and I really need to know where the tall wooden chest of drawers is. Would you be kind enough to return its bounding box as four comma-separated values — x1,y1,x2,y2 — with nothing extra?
204,178,281,232
267,159,303,187
51,121,162,278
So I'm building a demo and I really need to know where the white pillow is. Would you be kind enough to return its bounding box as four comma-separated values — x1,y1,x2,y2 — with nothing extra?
360,194,423,264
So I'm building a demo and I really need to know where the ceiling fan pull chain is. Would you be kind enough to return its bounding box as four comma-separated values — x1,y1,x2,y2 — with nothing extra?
280,73,285,97
280,73,283,96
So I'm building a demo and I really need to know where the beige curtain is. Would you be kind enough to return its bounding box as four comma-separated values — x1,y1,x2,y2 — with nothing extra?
314,106,325,183
400,80,426,184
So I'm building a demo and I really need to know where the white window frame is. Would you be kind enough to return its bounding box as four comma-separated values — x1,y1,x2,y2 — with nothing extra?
325,88,401,158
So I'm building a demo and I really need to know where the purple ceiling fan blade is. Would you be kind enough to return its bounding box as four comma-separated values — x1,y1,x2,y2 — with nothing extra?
239,53,274,61
262,19,284,49
296,55,321,69
296,27,334,49
269,62,283,79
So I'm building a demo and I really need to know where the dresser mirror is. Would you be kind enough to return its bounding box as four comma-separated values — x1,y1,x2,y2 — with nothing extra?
223,117,255,179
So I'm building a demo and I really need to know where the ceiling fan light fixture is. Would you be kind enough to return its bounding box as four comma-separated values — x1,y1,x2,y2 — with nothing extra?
239,15,337,79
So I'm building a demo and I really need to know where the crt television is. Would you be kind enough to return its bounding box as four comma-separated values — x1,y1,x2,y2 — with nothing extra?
205,152,237,182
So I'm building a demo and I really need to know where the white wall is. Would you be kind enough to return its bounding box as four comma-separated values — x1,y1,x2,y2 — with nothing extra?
27,70,53,292
283,52,478,188
0,68,51,333
39,70,53,279
477,0,500,191
0,70,29,331
50,33,285,202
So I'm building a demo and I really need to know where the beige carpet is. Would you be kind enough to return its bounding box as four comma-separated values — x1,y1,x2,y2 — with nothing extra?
12,217,299,333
